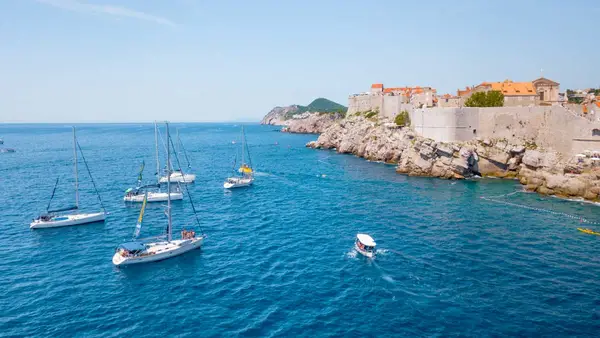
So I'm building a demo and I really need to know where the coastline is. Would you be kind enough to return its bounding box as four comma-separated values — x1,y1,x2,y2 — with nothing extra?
294,114,600,203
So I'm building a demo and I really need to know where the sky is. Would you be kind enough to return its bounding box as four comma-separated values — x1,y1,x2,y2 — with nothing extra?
0,0,599,123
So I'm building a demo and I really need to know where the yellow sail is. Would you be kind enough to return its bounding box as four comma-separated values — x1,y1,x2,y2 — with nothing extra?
133,193,147,238
239,166,253,174
137,194,147,223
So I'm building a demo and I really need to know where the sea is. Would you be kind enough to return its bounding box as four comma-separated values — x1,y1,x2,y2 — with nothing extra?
1,123,599,337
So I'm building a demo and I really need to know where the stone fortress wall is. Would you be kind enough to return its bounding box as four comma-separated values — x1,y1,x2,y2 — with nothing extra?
348,94,600,157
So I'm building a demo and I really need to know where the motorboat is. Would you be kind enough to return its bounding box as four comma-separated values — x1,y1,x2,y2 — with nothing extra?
355,233,376,258
113,122,205,267
31,127,106,229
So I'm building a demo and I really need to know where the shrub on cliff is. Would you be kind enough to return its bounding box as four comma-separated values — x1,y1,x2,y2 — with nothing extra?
464,91,504,107
395,110,410,126
365,110,378,119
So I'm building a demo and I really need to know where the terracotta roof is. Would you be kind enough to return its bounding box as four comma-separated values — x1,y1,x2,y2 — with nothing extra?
457,86,472,97
371,83,383,89
478,80,536,96
380,86,435,95
441,93,457,99
383,87,408,93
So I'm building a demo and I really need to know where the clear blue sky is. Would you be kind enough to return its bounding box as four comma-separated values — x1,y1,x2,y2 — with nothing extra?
1,0,598,122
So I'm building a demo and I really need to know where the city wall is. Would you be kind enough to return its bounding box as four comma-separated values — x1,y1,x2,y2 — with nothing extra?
348,95,600,156
411,106,600,156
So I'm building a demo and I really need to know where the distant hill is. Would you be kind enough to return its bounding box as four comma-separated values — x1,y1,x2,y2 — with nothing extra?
302,98,347,113
261,98,347,125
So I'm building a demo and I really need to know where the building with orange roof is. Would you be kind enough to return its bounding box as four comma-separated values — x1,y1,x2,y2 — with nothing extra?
438,93,460,108
457,86,472,98
532,77,560,104
370,83,384,95
472,80,538,107
466,77,560,107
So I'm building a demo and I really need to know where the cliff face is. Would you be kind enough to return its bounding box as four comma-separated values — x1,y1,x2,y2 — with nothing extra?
260,105,300,125
260,98,347,126
307,116,600,201
281,112,344,134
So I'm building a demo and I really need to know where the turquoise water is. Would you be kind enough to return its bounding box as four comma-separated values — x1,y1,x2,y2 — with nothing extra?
1,123,599,337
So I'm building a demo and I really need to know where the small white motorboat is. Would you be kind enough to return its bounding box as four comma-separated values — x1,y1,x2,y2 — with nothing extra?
355,233,376,258
31,212,106,229
159,170,196,183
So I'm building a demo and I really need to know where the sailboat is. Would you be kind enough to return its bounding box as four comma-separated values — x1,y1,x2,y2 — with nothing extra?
30,127,106,229
124,122,183,203
113,122,205,266
159,129,196,183
224,126,254,189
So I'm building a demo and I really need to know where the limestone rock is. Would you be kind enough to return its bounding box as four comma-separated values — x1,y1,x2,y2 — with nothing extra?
522,150,542,168
436,144,454,157
306,114,600,201
511,145,526,154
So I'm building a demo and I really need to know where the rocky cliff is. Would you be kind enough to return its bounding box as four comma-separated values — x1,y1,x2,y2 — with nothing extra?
280,112,344,134
260,105,301,125
260,98,347,125
306,115,600,201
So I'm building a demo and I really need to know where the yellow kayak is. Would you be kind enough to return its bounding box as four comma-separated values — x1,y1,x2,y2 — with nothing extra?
577,228,600,236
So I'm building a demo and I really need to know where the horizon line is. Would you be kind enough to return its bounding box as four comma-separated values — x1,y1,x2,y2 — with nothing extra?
0,120,261,124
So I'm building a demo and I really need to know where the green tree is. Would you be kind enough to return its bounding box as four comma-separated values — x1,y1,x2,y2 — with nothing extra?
464,90,504,107
394,110,410,126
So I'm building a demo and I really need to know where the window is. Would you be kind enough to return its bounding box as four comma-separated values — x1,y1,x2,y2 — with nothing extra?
593,129,600,136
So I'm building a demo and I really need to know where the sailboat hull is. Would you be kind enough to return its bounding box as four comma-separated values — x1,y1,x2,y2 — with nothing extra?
30,212,106,229
112,237,204,266
124,191,183,203
224,177,254,189
159,173,196,183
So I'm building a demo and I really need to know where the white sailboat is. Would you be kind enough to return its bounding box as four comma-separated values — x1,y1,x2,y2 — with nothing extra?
30,127,106,229
124,122,183,203
159,129,196,183
113,122,205,266
224,126,254,189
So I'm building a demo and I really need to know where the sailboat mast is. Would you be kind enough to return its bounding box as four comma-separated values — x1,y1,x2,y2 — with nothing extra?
73,127,79,208
176,128,181,171
241,126,245,165
154,121,160,184
166,122,172,242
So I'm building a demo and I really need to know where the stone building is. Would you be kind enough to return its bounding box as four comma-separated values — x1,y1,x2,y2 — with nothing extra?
532,77,560,104
370,83,383,95
438,93,460,107
472,80,538,107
